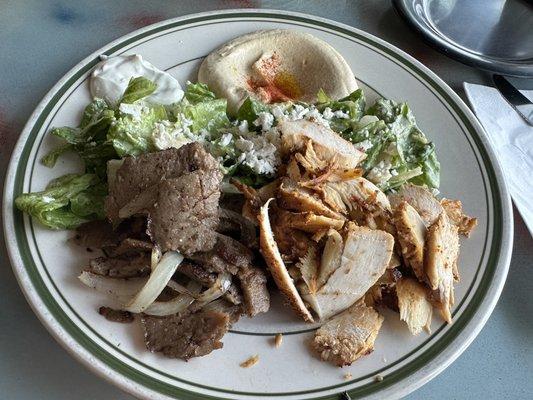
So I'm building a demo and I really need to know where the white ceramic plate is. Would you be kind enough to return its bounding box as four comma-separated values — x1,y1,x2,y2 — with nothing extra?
3,10,513,400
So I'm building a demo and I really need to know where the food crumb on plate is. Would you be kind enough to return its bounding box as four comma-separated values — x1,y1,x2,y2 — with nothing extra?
240,355,260,368
274,333,283,348
344,372,352,380
374,374,384,382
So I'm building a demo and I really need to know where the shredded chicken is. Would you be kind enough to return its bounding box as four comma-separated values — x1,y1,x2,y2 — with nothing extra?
313,302,383,366
279,120,366,169
396,278,433,335
389,184,443,227
285,211,345,233
278,178,344,219
274,333,283,348
425,213,460,323
441,198,478,237
303,226,394,320
258,199,314,322
393,201,427,281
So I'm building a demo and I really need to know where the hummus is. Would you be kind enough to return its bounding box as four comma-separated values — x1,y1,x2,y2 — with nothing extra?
198,30,358,114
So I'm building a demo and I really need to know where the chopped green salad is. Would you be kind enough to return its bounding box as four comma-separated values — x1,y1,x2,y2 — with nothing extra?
16,77,439,229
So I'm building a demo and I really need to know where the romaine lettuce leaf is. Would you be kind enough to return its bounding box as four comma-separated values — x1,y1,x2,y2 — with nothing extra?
184,82,217,104
42,99,116,167
120,76,157,104
172,97,230,134
15,173,103,229
70,182,107,219
316,89,366,132
41,144,73,168
108,104,167,157
364,98,440,190
78,142,118,178
184,99,230,132
236,97,269,126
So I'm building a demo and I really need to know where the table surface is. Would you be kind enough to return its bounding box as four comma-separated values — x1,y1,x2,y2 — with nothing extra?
0,1,531,399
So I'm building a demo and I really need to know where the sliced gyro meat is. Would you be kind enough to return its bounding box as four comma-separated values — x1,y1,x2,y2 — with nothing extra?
106,143,220,224
238,266,270,317
146,168,222,255
141,310,231,360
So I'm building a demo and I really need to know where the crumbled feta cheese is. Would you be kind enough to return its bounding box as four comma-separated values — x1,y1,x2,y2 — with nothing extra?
322,107,335,120
271,105,286,120
118,103,147,120
238,120,249,134
356,139,373,152
333,110,350,119
42,196,54,204
285,104,307,120
219,133,233,147
390,169,398,176
367,160,393,185
233,128,281,176
195,129,211,143
152,121,191,150
254,112,274,131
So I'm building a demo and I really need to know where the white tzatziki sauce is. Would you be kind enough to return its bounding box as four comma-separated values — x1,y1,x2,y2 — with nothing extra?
90,54,184,105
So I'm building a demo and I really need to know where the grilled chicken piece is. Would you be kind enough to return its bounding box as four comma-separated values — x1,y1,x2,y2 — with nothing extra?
302,226,394,320
393,201,427,281
320,177,391,214
314,178,394,235
425,213,460,323
440,198,478,237
231,179,263,223
313,302,383,366
388,252,401,269
296,246,319,294
317,229,343,289
389,184,443,227
258,199,314,322
293,140,329,174
279,120,366,169
364,268,402,308
278,178,344,219
271,208,318,261
285,211,345,233
396,278,433,335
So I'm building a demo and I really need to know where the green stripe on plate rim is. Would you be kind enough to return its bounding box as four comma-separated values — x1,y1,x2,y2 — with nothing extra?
11,11,503,400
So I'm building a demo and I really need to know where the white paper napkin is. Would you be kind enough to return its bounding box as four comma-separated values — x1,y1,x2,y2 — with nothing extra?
464,82,533,236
